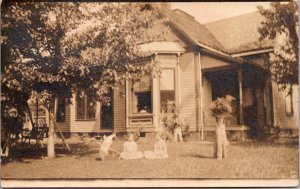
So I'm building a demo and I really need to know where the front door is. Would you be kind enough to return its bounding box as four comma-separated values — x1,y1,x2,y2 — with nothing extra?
100,92,113,130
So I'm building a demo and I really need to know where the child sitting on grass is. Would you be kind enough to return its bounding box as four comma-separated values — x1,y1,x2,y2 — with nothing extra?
144,133,169,159
96,133,120,161
120,133,143,160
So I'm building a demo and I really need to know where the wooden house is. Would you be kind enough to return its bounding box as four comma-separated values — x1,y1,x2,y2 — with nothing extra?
46,4,298,138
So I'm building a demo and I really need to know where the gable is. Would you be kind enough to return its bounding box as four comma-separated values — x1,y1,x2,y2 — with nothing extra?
160,8,226,53
146,22,190,49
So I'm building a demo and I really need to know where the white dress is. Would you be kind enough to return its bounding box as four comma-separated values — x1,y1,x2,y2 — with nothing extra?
99,134,115,160
215,123,229,159
144,140,169,159
120,141,143,160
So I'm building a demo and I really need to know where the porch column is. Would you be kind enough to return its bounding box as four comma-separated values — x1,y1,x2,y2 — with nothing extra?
153,55,161,132
238,65,244,125
125,80,130,129
176,53,180,108
197,52,204,141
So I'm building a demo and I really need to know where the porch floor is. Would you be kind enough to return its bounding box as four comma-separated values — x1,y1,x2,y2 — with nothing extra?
204,124,250,131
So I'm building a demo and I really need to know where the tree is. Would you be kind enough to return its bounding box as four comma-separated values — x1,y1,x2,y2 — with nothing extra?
1,2,164,157
257,2,298,92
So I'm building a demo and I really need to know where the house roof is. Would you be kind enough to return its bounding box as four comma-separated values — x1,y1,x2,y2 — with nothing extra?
205,11,273,54
158,7,227,53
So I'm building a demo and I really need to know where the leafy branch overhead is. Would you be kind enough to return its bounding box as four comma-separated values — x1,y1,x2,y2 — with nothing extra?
1,2,165,112
257,2,298,92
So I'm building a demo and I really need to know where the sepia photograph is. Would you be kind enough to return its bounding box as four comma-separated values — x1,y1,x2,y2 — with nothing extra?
1,1,299,187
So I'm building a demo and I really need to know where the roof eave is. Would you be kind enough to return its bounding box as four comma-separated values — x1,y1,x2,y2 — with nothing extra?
230,47,273,57
199,47,245,64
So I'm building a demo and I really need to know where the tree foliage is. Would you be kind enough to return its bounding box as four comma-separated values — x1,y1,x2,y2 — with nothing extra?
1,2,164,156
257,2,298,92
1,2,164,115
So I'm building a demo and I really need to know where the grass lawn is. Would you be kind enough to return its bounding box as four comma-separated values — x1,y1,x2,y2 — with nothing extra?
1,137,298,179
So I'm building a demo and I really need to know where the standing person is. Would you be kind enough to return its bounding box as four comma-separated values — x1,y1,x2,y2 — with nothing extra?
173,115,183,143
120,133,143,160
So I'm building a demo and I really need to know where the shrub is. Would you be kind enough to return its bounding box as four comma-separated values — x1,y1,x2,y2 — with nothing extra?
161,102,189,140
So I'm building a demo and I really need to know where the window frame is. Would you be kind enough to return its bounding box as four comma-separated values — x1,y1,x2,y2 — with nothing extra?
56,97,66,122
285,90,294,116
129,76,153,116
160,68,176,113
75,92,96,121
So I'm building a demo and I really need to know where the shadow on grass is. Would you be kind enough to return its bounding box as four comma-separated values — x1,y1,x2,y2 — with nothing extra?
181,153,215,159
1,142,98,165
236,140,299,148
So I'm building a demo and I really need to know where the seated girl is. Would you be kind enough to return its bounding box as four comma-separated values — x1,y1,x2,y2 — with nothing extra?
144,133,169,159
120,133,143,160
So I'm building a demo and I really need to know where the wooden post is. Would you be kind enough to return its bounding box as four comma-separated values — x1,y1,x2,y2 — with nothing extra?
152,54,161,132
198,53,204,141
36,97,39,125
47,110,56,158
49,112,71,151
176,53,180,110
125,80,130,129
238,65,244,125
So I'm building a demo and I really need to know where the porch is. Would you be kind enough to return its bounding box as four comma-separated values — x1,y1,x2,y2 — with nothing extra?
201,60,272,138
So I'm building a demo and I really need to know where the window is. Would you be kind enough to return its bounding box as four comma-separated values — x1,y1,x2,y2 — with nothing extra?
56,97,66,122
160,69,175,112
76,92,96,120
285,91,293,115
131,76,152,114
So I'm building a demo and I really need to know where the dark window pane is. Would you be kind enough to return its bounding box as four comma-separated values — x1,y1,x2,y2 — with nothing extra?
131,75,152,114
133,91,152,113
87,97,96,119
160,91,175,113
76,94,85,119
101,91,113,129
56,97,66,122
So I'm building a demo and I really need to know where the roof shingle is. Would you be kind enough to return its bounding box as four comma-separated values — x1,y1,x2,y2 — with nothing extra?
205,11,273,54
159,8,227,53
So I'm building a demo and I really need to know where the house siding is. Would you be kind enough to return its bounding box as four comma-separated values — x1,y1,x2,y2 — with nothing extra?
201,55,231,70
179,51,197,131
272,83,298,129
202,75,216,127
55,104,71,132
113,86,126,132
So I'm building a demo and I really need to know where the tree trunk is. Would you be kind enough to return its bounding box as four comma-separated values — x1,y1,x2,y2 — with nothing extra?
47,110,55,158
26,103,34,126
